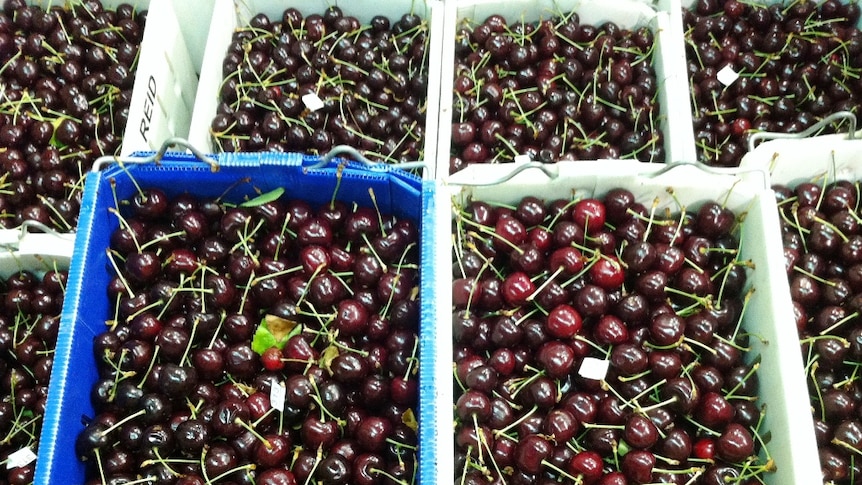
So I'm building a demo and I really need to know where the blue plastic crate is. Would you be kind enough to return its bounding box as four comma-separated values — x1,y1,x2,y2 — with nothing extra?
35,151,438,485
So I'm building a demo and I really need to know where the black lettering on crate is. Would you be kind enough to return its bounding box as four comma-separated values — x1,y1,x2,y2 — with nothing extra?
140,75,157,141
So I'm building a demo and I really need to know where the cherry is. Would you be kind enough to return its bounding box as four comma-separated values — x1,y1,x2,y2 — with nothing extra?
536,340,576,379
624,413,659,449
696,391,735,429
590,256,625,289
124,251,161,284
502,272,536,307
572,199,607,235
716,423,755,462
301,415,339,450
545,304,583,339
568,450,603,483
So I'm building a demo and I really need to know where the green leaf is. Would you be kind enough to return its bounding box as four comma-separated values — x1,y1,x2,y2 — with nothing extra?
240,187,285,208
48,118,66,149
617,439,631,457
251,325,278,355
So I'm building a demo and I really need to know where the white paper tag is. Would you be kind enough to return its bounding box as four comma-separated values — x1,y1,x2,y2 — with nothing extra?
717,65,739,86
270,379,286,412
7,447,37,469
578,357,610,381
302,93,325,112
514,154,532,164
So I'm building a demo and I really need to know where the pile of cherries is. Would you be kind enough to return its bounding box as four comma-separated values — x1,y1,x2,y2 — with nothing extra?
449,12,664,174
0,0,146,230
0,269,68,485
74,181,422,484
210,6,430,164
775,178,862,483
452,189,774,484
684,0,862,167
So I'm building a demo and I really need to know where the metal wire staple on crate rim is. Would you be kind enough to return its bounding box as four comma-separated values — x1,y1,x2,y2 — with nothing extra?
445,159,769,189
91,138,219,172
747,111,858,152
0,220,73,251
644,161,770,190
306,145,429,172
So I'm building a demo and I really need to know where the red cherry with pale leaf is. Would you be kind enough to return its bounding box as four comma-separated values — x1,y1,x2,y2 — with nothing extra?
260,347,284,371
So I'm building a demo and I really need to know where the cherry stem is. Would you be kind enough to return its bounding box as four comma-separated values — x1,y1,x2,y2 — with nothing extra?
142,448,183,478
403,335,419,381
234,417,271,449
526,266,564,302
100,408,146,438
682,338,718,356
237,271,255,316
719,287,754,342
157,274,186,320
125,298,165,323
724,362,760,400
380,242,418,318
179,315,199,366
492,405,536,439
137,346,161,389
209,463,256,484
108,207,143,254
105,249,135,299
301,445,325,485
540,459,583,483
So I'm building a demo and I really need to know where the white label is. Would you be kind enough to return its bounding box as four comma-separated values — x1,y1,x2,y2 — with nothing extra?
7,447,37,469
578,357,610,381
302,93,325,112
717,65,739,86
270,379,286,412
514,154,532,164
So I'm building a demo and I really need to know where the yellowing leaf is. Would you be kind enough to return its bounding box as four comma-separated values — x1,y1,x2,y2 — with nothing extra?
402,408,418,431
320,345,340,374
264,314,300,343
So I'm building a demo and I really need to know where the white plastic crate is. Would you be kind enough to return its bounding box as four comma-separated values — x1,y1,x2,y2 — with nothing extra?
741,126,862,188
2,0,213,243
437,0,693,178
120,0,215,156
436,161,820,485
188,0,443,178
0,226,74,277
678,0,862,165
0,226,72,484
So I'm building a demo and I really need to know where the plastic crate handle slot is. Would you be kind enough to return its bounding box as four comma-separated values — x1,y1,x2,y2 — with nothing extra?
91,138,218,172
307,145,428,172
747,111,858,152
446,161,560,187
